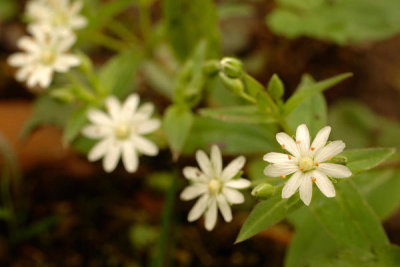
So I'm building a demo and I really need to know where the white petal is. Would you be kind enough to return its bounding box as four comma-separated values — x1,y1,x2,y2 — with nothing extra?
16,66,33,82
211,145,222,176
205,198,218,231
299,173,312,206
221,156,246,181
57,34,76,51
136,119,160,134
88,138,112,161
282,171,302,199
217,195,232,222
310,126,331,154
122,141,138,173
222,188,245,204
182,167,206,182
37,67,53,88
263,152,297,164
82,125,111,139
17,36,39,52
87,109,112,126
122,94,139,118
105,96,122,121
135,103,154,120
132,135,158,156
225,178,251,189
276,132,301,158
296,124,310,155
8,53,31,67
188,194,209,222
103,141,121,173
311,170,335,197
70,16,88,29
53,55,81,72
264,163,298,177
196,150,213,178
317,163,352,178
180,184,207,201
314,140,345,163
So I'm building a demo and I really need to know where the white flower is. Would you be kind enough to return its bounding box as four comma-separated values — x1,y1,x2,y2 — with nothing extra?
263,124,352,206
7,24,81,89
82,94,160,173
181,145,251,231
26,0,87,31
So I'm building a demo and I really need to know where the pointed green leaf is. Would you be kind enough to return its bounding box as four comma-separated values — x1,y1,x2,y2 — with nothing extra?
235,191,302,243
199,106,276,124
340,147,395,174
267,74,284,101
62,106,89,146
284,73,352,116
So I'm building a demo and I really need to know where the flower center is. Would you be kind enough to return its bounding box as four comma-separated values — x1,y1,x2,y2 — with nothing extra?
41,50,56,65
208,179,222,195
298,156,314,172
115,124,131,140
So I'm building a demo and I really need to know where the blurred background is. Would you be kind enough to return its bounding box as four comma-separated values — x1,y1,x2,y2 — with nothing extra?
0,0,400,266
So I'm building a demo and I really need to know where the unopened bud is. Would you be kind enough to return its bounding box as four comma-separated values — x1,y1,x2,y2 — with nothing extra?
203,60,220,76
219,72,244,95
251,183,275,199
220,57,243,78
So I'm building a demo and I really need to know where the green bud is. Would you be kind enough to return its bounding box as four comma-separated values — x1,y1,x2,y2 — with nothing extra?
219,72,244,95
220,57,243,78
251,183,275,199
267,74,284,101
50,87,75,103
203,60,220,76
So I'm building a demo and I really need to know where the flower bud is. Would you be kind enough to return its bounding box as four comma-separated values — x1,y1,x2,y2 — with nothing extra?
251,183,275,199
220,57,243,78
219,72,244,95
203,60,220,76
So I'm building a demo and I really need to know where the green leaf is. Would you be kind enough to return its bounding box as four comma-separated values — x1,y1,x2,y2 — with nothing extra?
199,106,276,124
287,74,327,136
163,0,220,60
267,74,284,101
267,0,400,45
283,73,352,117
0,0,16,21
182,116,279,155
85,0,134,30
163,105,194,160
21,95,73,139
340,147,395,174
242,74,278,114
62,106,89,146
99,48,143,97
235,192,302,243
311,181,389,249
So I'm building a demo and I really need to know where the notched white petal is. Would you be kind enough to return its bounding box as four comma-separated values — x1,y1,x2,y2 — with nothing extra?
221,156,246,181
299,173,312,206
205,198,218,231
317,163,352,178
222,188,245,204
210,145,223,176
314,140,345,163
188,194,209,222
196,150,213,177
276,132,301,158
264,163,298,178
263,152,296,164
311,126,331,153
225,179,251,189
282,171,302,199
312,170,335,198
180,184,207,201
217,195,232,222
296,124,310,154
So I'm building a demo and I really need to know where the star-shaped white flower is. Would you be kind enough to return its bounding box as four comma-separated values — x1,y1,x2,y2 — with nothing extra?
82,94,160,173
8,24,81,89
181,145,251,231
263,124,352,206
26,0,87,32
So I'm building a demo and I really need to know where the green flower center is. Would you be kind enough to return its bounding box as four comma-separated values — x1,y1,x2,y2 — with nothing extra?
115,124,131,140
208,179,222,195
298,156,314,172
41,50,56,65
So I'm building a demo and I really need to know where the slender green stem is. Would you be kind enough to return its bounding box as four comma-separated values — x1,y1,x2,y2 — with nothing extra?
151,175,177,267
89,32,131,52
138,1,153,52
106,21,139,43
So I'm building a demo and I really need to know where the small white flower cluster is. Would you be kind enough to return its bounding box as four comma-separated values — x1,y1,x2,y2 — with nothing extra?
8,0,87,89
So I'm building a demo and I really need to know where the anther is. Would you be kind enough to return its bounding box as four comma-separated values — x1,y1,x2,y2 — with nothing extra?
288,155,292,160
315,162,319,167
296,140,301,144
328,157,332,160
312,177,316,183
300,167,304,171
281,174,286,178
311,147,315,151
281,144,285,149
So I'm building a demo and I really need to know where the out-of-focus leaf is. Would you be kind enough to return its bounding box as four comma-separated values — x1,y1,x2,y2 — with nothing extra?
129,224,159,250
287,74,327,136
99,48,143,97
183,116,279,155
284,73,352,117
236,192,302,243
199,106,276,124
267,0,400,45
21,95,73,139
340,148,395,174
163,105,194,159
14,216,59,242
311,181,389,249
163,0,220,60
62,106,89,146
142,60,174,100
0,0,16,21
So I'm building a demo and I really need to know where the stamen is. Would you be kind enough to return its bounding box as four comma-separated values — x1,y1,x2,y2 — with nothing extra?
328,157,332,160
281,174,286,178
288,155,292,160
315,162,319,167
311,147,315,151
300,167,304,171
312,177,316,183
281,144,285,149
296,140,301,144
